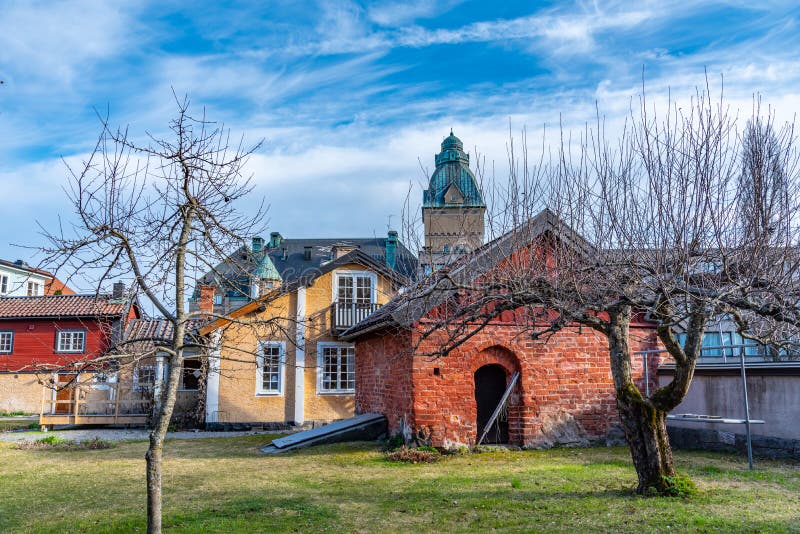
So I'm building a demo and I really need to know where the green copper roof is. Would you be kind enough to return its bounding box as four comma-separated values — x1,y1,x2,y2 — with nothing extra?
254,252,282,281
423,131,486,208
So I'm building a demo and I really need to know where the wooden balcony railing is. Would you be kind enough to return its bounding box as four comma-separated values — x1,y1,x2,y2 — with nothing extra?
332,301,381,332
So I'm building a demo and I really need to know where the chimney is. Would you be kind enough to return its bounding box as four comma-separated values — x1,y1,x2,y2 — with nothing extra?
269,232,283,248
251,236,264,254
198,285,216,315
386,231,398,269
303,246,313,261
112,282,126,299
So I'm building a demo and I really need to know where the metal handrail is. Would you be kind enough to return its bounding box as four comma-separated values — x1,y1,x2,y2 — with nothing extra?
635,343,770,469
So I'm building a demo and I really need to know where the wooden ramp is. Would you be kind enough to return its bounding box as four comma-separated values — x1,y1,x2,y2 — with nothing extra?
261,413,387,454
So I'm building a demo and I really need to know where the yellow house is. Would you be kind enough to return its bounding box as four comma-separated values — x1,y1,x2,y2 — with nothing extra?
200,246,411,427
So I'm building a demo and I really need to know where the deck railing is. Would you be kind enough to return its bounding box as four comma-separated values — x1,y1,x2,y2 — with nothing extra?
332,301,381,332
39,381,151,428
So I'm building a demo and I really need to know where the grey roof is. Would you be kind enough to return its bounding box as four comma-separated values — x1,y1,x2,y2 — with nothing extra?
198,236,418,292
341,209,593,339
119,318,207,354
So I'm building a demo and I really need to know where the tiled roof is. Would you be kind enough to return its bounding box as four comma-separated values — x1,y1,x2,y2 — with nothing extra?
0,294,128,319
120,318,207,353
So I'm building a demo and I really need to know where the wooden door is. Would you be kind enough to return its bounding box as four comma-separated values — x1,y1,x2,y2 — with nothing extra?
54,374,75,414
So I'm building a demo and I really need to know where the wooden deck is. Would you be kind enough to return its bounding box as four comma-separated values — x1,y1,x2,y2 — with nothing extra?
39,379,150,429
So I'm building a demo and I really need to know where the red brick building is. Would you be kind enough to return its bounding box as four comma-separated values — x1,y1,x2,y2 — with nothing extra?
344,211,660,449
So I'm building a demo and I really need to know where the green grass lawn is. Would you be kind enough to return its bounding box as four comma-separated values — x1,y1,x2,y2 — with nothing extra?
0,436,798,533
0,419,38,432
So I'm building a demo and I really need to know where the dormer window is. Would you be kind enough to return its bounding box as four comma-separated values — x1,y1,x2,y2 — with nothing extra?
27,281,41,296
335,271,376,305
443,183,464,205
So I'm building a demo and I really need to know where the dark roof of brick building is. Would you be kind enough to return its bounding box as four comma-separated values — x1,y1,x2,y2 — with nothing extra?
341,209,592,339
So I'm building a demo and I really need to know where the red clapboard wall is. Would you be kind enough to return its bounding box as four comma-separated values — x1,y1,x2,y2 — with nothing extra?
0,317,114,372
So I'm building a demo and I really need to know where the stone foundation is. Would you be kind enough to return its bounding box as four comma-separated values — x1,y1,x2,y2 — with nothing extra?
668,426,800,460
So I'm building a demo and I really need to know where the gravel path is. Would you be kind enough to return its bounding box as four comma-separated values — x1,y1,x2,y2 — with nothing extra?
0,427,280,443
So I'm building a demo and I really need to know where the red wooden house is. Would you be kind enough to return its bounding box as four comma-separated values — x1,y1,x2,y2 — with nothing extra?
344,211,661,449
0,291,140,422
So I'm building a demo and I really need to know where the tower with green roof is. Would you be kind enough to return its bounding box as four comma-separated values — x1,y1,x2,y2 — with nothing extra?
421,131,486,272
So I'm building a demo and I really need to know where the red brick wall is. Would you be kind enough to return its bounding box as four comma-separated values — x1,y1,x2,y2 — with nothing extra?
356,321,661,449
354,329,416,436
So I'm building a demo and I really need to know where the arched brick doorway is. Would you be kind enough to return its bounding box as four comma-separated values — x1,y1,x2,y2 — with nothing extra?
474,364,509,444
471,345,522,446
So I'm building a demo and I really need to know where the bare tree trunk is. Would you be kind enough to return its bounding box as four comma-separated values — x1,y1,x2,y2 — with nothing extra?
605,305,676,494
615,384,675,493
146,355,182,533
145,444,163,534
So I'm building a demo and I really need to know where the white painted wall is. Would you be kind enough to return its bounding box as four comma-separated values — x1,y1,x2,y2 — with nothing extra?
0,263,49,296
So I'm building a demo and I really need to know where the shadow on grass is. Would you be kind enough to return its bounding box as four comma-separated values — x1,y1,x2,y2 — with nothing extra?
163,495,339,533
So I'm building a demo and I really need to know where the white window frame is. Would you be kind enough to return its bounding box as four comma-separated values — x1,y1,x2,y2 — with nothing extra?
0,331,13,354
133,365,157,392
332,270,377,304
56,329,86,353
256,341,285,396
317,342,355,395
27,280,41,296
0,275,8,295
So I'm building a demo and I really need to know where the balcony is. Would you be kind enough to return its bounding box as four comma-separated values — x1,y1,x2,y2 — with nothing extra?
332,301,381,332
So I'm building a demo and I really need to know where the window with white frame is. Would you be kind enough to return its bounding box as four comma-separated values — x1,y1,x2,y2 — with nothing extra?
56,330,85,353
256,341,284,395
27,281,41,296
133,365,156,392
318,343,355,393
335,271,376,304
0,331,13,354
0,275,8,295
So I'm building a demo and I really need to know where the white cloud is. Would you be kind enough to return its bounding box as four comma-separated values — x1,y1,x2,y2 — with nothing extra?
367,0,462,27
0,0,142,86
282,4,657,57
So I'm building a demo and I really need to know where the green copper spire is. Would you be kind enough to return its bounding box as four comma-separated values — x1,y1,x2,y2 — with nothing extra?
424,131,485,208
254,253,282,282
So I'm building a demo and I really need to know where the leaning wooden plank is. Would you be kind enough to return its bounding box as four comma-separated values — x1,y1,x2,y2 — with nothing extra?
477,371,520,446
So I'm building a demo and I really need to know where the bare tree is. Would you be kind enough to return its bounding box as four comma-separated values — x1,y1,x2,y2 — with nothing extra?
403,82,800,494
39,97,268,533
739,103,793,246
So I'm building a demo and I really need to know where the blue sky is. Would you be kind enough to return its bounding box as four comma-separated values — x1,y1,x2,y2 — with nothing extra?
2,0,800,290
